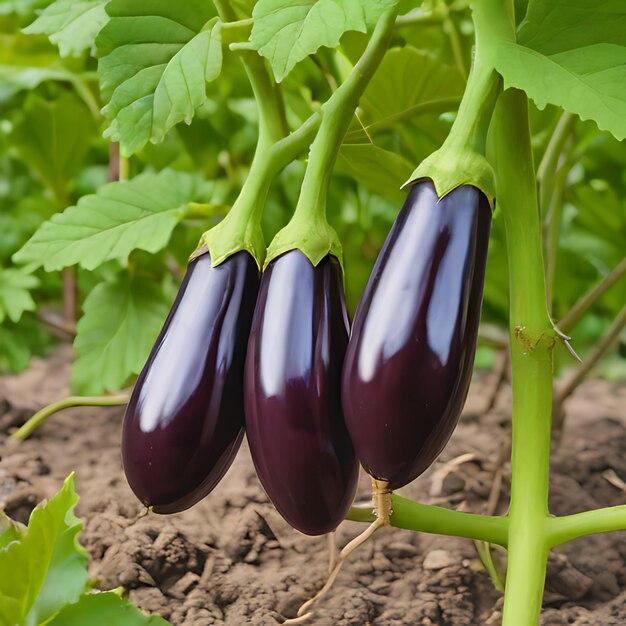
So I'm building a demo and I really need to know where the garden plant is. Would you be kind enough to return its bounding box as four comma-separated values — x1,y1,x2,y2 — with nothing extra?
0,0,625,624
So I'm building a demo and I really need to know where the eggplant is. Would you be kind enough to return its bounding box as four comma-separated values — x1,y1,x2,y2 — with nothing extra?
341,181,491,490
244,250,358,535
122,251,259,513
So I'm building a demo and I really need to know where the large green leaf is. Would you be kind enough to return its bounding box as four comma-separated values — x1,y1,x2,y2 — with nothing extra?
9,91,96,204
71,273,170,394
249,0,397,81
494,0,626,140
23,0,109,57
13,170,214,271
0,474,88,626
47,592,170,626
0,267,39,323
97,0,221,156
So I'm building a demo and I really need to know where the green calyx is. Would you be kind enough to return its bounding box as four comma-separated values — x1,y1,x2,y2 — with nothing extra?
198,211,266,269
406,147,495,208
264,213,343,271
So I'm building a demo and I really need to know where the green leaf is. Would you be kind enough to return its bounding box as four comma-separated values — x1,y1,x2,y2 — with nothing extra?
0,267,39,323
71,273,170,394
9,91,96,204
336,143,413,205
13,170,213,271
47,591,170,626
493,0,626,140
97,0,221,156
249,0,397,81
23,0,109,57
0,474,88,626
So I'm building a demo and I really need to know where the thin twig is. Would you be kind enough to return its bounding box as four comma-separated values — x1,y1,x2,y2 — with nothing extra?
553,307,626,433
12,394,130,440
558,258,626,335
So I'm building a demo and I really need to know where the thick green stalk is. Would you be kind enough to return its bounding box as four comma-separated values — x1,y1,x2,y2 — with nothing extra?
298,8,397,216
347,495,509,547
493,88,554,626
265,6,399,267
203,0,289,267
408,0,514,204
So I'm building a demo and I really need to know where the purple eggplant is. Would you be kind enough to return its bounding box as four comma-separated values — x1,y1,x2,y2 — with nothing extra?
342,181,491,490
244,250,358,535
122,251,259,513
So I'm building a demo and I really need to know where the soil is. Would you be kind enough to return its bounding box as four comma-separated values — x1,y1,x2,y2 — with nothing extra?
0,346,624,625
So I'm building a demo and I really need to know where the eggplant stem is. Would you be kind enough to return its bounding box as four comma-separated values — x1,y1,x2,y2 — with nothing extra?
327,531,337,575
284,479,392,624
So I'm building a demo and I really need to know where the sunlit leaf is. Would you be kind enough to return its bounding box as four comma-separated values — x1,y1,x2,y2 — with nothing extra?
13,170,213,271
249,0,396,81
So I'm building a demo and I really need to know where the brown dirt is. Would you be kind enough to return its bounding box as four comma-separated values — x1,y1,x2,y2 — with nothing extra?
0,347,624,625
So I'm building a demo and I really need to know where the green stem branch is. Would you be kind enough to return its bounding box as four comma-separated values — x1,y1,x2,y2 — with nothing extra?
537,111,576,217
553,307,626,431
13,395,129,440
547,506,626,547
265,6,399,266
408,0,513,203
346,495,509,547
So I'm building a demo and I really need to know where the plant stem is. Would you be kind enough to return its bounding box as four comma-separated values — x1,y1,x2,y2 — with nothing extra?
558,258,626,335
544,159,573,306
547,505,626,547
553,306,626,431
346,495,509,547
493,88,554,626
395,8,445,28
294,8,398,225
13,395,129,440
408,0,514,203
537,111,576,218
265,6,399,266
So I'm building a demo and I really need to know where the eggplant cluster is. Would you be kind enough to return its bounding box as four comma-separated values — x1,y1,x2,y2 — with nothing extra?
122,179,490,532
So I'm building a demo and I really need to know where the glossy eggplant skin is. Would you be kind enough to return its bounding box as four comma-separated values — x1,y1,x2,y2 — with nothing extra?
342,181,491,490
122,251,259,514
244,250,358,536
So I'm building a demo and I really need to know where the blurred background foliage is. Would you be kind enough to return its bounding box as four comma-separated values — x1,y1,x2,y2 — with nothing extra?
0,0,623,393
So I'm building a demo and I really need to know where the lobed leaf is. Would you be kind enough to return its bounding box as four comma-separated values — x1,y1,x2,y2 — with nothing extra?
97,0,221,155
71,273,171,394
494,0,626,140
23,0,109,57
13,170,213,271
249,0,397,81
